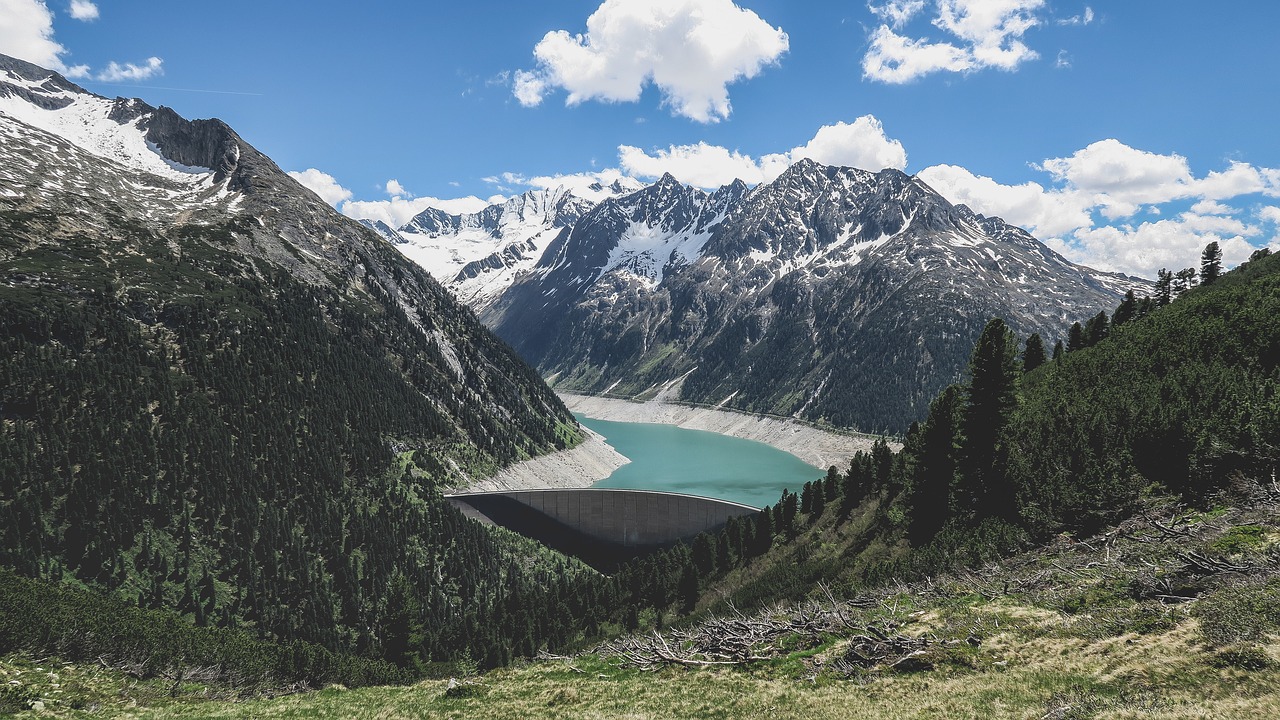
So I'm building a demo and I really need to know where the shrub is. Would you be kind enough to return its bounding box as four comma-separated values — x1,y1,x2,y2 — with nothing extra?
1193,578,1280,647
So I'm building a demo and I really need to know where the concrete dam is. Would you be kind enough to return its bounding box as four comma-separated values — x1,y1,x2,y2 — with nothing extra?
446,489,760,569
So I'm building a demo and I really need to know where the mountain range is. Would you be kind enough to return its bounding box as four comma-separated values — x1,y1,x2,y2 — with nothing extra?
384,160,1148,432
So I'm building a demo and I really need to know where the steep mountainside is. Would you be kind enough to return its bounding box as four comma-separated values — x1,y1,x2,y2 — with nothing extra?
0,54,607,667
476,160,1146,432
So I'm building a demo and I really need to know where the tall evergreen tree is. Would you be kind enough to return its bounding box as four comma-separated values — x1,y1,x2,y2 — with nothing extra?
380,575,424,670
1112,290,1138,327
1173,267,1197,297
1200,241,1223,285
1155,269,1173,306
1022,334,1047,373
907,385,962,542
1084,311,1110,346
958,319,1020,520
1066,322,1087,352
1052,340,1065,361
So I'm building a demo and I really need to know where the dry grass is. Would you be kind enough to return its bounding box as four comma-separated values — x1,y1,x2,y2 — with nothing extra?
10,496,1280,719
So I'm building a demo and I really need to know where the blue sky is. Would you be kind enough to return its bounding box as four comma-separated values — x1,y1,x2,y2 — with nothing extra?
4,0,1279,277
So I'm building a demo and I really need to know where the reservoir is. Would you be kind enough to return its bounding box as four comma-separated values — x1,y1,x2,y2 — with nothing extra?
578,415,823,509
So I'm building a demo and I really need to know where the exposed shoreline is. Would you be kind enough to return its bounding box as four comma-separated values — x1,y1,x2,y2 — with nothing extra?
461,426,629,492
462,392,891,494
559,392,887,471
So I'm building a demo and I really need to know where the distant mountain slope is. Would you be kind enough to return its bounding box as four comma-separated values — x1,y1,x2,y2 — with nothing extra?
390,179,643,314
0,53,606,667
474,160,1146,433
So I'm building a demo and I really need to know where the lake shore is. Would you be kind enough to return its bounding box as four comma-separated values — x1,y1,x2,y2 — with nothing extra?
559,392,888,471
460,426,629,492
462,392,892,494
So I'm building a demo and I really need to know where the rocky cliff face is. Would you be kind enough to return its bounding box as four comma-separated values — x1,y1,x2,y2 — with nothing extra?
470,160,1147,433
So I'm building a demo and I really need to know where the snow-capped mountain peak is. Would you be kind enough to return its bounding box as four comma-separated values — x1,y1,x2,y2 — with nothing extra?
387,180,641,309
474,160,1149,433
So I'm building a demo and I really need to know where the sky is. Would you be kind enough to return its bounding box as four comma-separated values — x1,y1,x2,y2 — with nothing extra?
3,0,1279,278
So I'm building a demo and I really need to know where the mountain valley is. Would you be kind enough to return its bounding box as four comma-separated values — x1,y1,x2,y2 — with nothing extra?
397,161,1148,432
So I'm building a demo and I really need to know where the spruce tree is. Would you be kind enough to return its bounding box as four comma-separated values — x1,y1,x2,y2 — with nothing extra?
1085,311,1110,346
1112,290,1138,327
1155,269,1173,306
907,385,961,542
958,319,1020,520
1173,267,1197,297
1052,340,1065,361
1200,241,1223,285
381,575,424,669
1022,334,1047,373
1066,322,1087,352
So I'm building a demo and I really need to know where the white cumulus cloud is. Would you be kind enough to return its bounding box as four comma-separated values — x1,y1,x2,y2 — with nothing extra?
918,138,1280,277
342,196,501,229
288,168,353,208
619,142,771,187
863,0,1047,83
0,0,161,81
782,116,908,172
0,0,71,70
1260,206,1280,226
917,164,1092,237
513,0,789,122
619,115,907,187
1055,213,1260,278
384,179,408,198
488,168,642,202
67,0,97,20
870,0,927,28
95,56,163,81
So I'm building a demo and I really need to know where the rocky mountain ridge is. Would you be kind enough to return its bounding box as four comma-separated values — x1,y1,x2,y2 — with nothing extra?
409,158,1147,433
0,51,574,471
388,178,644,312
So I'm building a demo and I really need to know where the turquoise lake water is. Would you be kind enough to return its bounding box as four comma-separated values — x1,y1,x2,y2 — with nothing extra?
577,415,823,509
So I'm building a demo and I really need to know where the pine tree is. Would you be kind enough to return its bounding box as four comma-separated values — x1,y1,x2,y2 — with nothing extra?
678,562,700,613
1052,340,1065,361
380,575,424,669
1022,334,1047,373
1200,241,1223,285
958,319,1020,520
907,385,961,542
1173,267,1197,297
1155,269,1173,306
1066,322,1087,352
1085,311,1110,346
1112,290,1138,327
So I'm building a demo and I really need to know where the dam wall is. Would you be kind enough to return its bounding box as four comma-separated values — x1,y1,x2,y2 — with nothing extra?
446,489,760,567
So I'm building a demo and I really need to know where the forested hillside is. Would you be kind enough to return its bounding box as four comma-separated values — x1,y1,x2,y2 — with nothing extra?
0,202,625,668
624,247,1280,617
0,55,631,674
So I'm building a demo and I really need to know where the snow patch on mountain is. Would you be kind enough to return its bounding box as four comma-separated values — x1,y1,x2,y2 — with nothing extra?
390,183,640,306
0,88,212,184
